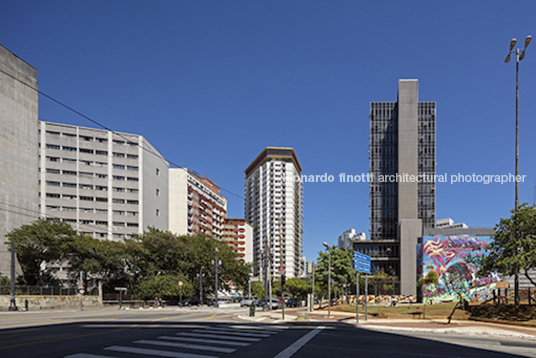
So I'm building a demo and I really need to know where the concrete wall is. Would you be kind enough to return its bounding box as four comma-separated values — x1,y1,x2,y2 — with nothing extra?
0,45,39,277
397,79,420,296
168,168,188,235
140,136,169,232
0,295,101,311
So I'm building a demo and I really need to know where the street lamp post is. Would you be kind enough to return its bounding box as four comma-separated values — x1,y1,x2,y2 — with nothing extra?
505,34,531,306
323,242,331,318
214,247,220,308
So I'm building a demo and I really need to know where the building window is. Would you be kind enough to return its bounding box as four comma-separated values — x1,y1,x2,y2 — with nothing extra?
156,209,160,217
156,168,160,176
156,188,160,196
113,164,125,170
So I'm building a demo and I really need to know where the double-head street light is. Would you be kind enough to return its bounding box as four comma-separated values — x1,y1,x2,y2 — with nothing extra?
323,242,331,318
504,35,531,211
505,35,531,307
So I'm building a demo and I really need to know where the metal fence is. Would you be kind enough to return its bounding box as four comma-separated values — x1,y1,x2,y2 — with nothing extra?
0,285,98,296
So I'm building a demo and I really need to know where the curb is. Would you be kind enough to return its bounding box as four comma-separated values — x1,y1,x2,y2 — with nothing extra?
357,324,536,340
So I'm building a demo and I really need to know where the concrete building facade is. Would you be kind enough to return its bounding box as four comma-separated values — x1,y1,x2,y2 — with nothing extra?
337,229,366,251
38,121,169,240
244,147,304,279
222,218,253,263
0,45,39,276
361,79,436,295
169,168,226,239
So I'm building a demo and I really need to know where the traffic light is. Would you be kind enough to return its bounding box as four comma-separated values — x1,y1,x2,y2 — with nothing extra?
281,275,286,285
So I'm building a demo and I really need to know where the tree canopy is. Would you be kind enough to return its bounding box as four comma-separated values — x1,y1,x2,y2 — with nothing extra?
480,204,536,305
6,220,251,299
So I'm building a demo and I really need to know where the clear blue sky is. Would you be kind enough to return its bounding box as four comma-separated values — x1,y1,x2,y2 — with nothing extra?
2,1,535,263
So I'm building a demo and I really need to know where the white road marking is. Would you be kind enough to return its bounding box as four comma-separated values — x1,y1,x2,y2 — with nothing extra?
104,345,217,358
209,326,278,335
134,339,235,353
158,336,250,346
272,326,325,358
194,328,270,337
177,332,261,342
64,354,116,358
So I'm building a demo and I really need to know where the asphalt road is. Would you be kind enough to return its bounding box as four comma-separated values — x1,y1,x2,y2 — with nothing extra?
1,308,536,358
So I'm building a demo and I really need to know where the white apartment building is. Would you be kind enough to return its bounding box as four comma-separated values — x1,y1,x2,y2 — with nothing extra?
436,218,468,229
244,147,303,279
39,121,169,240
337,228,366,251
169,168,227,239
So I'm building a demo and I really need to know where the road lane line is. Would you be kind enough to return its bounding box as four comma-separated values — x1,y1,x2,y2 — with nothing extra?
177,332,261,342
185,313,217,322
195,329,270,337
273,326,325,358
209,326,278,335
158,336,250,347
104,345,217,358
64,354,116,358
0,327,129,350
134,339,236,353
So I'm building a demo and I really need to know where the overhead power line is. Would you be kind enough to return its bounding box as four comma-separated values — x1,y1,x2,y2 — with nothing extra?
0,68,244,201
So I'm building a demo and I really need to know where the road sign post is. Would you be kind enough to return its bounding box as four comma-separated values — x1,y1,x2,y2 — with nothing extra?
114,287,127,309
353,252,371,323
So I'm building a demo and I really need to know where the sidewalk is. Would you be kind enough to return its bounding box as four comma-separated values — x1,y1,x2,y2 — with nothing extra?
237,306,536,341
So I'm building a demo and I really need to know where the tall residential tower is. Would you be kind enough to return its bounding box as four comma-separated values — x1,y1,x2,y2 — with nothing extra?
360,79,435,295
244,147,303,279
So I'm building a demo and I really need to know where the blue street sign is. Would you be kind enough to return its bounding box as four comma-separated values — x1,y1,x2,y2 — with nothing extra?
353,252,371,274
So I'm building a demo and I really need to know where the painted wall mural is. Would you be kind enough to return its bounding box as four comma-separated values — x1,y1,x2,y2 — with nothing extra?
421,235,498,304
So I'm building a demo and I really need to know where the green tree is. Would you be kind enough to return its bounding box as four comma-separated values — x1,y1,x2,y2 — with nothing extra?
250,280,265,299
285,277,310,298
137,274,193,300
6,219,78,286
315,246,355,301
481,204,536,306
66,235,130,291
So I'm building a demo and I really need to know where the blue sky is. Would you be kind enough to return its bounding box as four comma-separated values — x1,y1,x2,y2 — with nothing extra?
2,1,535,262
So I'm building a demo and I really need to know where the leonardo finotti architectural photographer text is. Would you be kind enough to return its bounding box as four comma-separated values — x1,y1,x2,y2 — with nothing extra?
284,173,527,184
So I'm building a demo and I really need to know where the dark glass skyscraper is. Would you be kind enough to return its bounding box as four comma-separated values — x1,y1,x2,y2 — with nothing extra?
367,79,436,295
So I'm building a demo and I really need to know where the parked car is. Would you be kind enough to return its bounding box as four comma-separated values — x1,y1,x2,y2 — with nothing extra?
180,298,202,307
285,297,299,307
256,298,280,309
240,296,258,307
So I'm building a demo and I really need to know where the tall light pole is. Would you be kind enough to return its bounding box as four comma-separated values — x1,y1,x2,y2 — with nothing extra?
214,247,220,308
505,34,531,306
323,242,331,318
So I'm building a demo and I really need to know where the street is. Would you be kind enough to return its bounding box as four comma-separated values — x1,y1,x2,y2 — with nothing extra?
1,307,536,357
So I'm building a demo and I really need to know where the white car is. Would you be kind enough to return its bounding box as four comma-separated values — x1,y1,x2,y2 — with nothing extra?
240,296,258,307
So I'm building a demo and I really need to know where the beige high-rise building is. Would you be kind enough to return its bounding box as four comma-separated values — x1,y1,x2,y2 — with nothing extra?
244,147,303,279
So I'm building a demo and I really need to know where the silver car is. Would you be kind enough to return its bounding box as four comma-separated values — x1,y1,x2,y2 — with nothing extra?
240,296,258,307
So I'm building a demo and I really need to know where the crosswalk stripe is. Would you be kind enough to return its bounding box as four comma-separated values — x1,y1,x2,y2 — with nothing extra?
177,332,261,342
104,345,217,358
219,325,282,332
158,336,250,347
134,339,236,354
195,329,270,338
210,326,278,335
64,354,116,358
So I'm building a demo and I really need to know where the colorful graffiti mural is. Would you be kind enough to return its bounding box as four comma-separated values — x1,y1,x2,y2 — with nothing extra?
337,295,416,305
421,235,498,304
